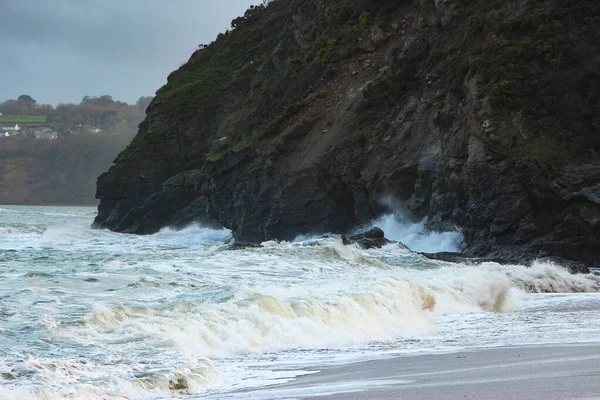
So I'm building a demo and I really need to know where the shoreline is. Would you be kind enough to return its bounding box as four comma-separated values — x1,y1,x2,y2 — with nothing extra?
226,343,600,400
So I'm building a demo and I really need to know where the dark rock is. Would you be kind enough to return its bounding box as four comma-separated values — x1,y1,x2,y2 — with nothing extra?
342,227,392,249
352,227,385,240
221,241,264,251
370,27,394,47
357,38,376,53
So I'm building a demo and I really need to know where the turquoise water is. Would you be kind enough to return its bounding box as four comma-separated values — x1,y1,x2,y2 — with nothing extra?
0,206,599,399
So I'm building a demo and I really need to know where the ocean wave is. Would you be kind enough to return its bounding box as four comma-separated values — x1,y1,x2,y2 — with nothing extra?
67,260,596,362
64,257,597,368
0,222,230,253
487,260,600,293
0,356,221,400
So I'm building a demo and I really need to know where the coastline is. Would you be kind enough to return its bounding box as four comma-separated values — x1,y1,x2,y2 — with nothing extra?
224,343,600,400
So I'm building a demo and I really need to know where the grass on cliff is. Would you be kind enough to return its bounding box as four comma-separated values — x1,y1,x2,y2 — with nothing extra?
116,0,403,164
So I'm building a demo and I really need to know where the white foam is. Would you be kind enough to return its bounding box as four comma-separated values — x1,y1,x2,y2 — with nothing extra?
0,356,222,400
153,224,232,245
366,214,464,253
74,278,437,359
486,260,600,293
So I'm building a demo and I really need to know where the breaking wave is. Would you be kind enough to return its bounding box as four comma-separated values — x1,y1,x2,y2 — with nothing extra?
367,213,464,253
64,248,599,363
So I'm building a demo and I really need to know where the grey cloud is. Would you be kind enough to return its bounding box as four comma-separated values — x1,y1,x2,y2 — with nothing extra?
0,0,258,104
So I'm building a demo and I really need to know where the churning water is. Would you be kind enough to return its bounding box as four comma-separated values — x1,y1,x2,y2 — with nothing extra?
0,206,599,399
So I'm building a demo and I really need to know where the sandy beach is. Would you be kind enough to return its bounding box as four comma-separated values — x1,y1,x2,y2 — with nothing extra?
233,344,600,400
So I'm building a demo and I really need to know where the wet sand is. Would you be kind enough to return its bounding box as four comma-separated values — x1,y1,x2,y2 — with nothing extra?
237,344,600,400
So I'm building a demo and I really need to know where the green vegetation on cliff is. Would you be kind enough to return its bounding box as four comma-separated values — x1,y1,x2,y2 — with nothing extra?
118,0,599,171
363,0,600,167
121,0,400,163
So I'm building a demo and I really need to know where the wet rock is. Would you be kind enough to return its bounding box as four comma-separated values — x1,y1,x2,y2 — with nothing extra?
221,241,264,251
342,227,392,249
354,227,385,239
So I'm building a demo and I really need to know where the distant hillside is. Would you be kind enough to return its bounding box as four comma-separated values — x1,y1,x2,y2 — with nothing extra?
0,95,150,205
0,132,136,205
0,95,152,135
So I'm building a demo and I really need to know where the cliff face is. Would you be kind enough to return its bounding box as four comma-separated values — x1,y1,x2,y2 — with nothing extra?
94,0,600,265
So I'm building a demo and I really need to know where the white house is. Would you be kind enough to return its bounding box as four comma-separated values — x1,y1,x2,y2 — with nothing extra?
1,124,21,136
34,129,58,140
1,124,20,132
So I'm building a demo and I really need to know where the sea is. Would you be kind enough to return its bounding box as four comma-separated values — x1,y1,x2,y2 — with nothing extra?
0,205,599,399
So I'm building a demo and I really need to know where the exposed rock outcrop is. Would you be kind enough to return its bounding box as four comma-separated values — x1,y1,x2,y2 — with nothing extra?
94,0,600,266
342,227,394,249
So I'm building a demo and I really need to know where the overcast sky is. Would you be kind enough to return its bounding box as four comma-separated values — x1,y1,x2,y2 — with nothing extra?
0,0,258,105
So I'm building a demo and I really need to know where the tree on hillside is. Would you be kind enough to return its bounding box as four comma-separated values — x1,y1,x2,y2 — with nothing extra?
135,96,153,112
99,110,119,126
81,95,114,107
0,100,22,114
17,95,36,107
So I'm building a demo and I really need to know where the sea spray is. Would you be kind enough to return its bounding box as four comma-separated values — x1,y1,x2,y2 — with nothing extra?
366,213,464,253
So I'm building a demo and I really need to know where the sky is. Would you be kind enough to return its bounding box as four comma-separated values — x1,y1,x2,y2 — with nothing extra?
0,0,258,105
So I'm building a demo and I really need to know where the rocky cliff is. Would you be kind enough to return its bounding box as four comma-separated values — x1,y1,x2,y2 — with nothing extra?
94,0,600,265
